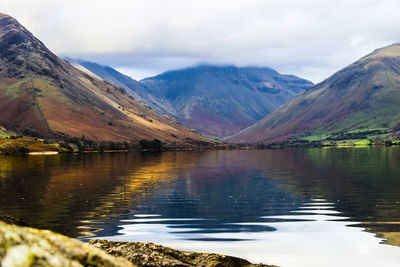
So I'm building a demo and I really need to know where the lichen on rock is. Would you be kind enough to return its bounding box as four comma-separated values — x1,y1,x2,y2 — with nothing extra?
88,239,275,267
0,222,136,267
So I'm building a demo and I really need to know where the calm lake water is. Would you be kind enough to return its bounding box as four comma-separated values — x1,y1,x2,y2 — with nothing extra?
1,148,400,266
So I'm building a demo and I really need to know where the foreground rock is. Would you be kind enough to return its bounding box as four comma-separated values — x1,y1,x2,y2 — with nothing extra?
0,222,135,266
0,220,275,266
89,239,275,267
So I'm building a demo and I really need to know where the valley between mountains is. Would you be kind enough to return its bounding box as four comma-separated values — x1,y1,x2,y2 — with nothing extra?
1,12,400,151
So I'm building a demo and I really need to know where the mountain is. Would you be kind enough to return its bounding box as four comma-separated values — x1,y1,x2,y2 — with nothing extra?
68,59,164,112
78,61,313,138
0,13,213,145
227,44,400,143
141,65,313,138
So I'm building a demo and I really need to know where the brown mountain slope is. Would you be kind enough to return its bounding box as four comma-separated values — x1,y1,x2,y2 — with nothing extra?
227,44,400,143
0,13,213,144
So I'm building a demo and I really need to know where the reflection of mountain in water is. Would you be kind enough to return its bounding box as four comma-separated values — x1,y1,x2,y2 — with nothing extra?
0,153,183,236
249,148,400,247
86,150,315,241
1,148,400,247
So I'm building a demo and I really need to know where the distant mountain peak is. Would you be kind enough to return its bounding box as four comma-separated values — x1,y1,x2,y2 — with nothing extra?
140,65,313,137
143,64,280,81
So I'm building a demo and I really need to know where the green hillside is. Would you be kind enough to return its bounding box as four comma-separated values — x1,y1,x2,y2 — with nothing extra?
227,44,400,144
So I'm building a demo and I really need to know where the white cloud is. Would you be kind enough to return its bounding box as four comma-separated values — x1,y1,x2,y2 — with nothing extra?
1,0,400,82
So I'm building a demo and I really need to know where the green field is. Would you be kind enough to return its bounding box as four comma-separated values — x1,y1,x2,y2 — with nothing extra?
294,127,400,147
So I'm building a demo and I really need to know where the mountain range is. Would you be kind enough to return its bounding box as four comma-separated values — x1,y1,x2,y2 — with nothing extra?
227,44,400,143
0,13,212,145
2,12,398,146
75,61,313,138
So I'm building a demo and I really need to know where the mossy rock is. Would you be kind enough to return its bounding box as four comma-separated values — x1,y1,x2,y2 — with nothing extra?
89,239,275,267
0,222,136,266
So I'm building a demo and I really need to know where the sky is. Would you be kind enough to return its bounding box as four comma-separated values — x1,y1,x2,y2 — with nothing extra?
2,0,400,83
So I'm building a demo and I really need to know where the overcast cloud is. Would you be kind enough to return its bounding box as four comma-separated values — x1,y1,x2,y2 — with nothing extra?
1,0,400,82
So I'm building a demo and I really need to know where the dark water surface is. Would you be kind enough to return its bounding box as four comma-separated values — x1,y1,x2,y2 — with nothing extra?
1,148,400,266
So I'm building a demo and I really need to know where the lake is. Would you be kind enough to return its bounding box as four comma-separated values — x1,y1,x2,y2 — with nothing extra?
1,148,400,266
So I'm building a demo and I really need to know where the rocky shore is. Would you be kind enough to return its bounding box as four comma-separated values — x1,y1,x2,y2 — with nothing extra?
89,239,272,267
0,213,275,267
0,221,134,267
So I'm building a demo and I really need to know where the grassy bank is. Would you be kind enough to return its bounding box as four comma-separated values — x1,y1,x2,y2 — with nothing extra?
3,135,398,155
0,136,237,155
256,139,400,149
254,128,400,148
0,136,138,155
0,137,62,155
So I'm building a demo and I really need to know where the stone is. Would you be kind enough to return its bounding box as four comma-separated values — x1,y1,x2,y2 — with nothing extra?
89,239,276,267
0,222,136,267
